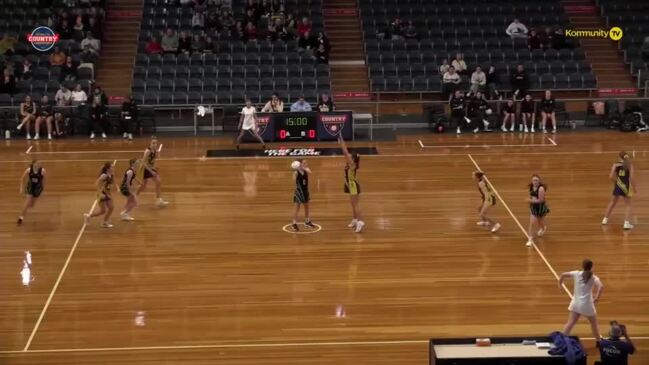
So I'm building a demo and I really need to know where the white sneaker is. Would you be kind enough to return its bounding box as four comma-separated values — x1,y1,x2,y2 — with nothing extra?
83,213,90,225
101,221,114,228
456,127,461,134
501,125,507,132
47,133,52,140
491,223,501,233
347,219,358,228
531,127,535,133
34,133,40,140
543,129,548,134
123,132,128,139
519,124,523,132
101,132,107,139
128,133,133,140
509,126,515,132
354,220,365,233
464,117,471,124
524,127,529,133
601,217,608,225
552,128,557,134
156,198,169,207
90,132,95,139
26,133,31,140
121,213,135,221
477,221,490,226
526,239,534,247
623,221,634,230
537,227,547,237
473,127,479,134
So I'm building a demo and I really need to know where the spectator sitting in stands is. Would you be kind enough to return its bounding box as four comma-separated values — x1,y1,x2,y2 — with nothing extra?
50,46,67,67
315,44,328,64
192,0,207,13
596,321,635,365
316,31,330,53
231,21,245,41
204,36,217,54
451,53,468,75
470,66,486,94
17,59,33,80
485,65,500,100
270,4,286,25
552,27,566,49
540,27,552,50
0,33,17,57
192,11,205,30
244,8,258,27
57,19,72,40
81,45,99,63
61,56,78,82
297,17,312,38
0,68,16,95
265,21,278,42
261,92,284,112
71,83,88,106
505,18,528,39
206,11,222,32
145,37,162,54
72,15,85,41
285,13,297,37
439,58,450,75
642,36,649,60
390,17,405,40
298,31,315,55
317,93,334,112
244,0,256,13
404,20,419,40
528,29,541,50
161,27,179,54
178,31,192,54
510,64,529,99
191,34,206,53
81,32,101,55
291,95,312,112
442,66,461,100
88,16,102,40
244,21,257,42
55,84,72,106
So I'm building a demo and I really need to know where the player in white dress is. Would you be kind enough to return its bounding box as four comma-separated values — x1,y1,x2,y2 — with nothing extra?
235,98,266,150
559,259,604,340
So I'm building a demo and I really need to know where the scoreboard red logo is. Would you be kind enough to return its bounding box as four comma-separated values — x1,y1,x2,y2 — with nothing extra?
319,114,348,137
256,115,270,135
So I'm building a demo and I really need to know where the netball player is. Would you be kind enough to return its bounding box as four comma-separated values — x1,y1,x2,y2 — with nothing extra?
136,137,169,207
291,160,316,232
120,158,141,221
17,160,45,225
338,134,365,233
235,98,266,150
602,152,636,229
519,93,535,133
559,259,604,340
84,162,115,228
500,97,516,132
540,90,557,133
473,171,501,233
526,174,549,247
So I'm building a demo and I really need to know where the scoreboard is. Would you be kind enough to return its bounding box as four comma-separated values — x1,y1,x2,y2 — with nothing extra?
242,111,354,142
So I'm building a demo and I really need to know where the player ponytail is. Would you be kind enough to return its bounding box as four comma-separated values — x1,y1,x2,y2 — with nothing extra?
352,153,360,169
100,161,112,175
473,171,484,180
581,259,593,283
619,151,631,168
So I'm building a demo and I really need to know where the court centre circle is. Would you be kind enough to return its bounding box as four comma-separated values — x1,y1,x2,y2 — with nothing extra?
282,223,322,234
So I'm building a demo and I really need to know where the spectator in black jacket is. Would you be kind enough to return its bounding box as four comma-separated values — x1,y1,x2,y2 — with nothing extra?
551,27,567,49
89,85,108,139
596,321,635,365
485,65,500,100
449,90,468,134
528,29,541,50
467,91,492,133
178,31,192,54
510,64,529,99
120,94,138,140
317,93,334,112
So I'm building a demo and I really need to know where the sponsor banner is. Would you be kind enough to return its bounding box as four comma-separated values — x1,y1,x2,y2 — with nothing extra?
28,26,59,52
597,88,638,97
206,147,378,158
333,92,371,99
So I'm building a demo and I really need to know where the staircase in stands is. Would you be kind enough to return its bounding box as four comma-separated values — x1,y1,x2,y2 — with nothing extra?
560,0,636,93
323,0,370,103
94,0,142,101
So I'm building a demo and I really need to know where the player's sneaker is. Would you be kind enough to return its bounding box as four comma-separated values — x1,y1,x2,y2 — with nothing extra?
476,221,490,226
121,213,135,221
305,221,316,228
526,239,534,247
156,198,169,207
491,223,501,233
537,227,547,237
355,220,365,233
291,223,299,232
17,216,24,226
601,217,608,225
101,221,114,228
347,219,357,228
623,221,634,230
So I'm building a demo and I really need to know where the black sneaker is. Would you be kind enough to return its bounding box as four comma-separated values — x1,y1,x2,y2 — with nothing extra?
305,221,315,228
291,223,299,231
17,217,23,226
235,144,240,151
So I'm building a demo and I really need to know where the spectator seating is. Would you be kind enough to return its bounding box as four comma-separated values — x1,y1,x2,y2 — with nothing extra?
131,0,330,105
0,0,105,106
602,0,649,78
360,0,597,93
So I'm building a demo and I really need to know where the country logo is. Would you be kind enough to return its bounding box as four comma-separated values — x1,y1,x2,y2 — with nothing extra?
255,115,270,135
319,114,348,137
28,26,59,52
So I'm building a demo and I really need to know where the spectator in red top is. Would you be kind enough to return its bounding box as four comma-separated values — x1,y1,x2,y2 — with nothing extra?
145,37,162,54
244,21,257,42
297,17,311,37
528,29,541,50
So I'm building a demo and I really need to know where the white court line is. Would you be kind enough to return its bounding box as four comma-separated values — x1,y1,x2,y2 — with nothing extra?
417,139,425,148
25,145,33,154
27,150,143,155
158,143,163,152
4,336,649,354
23,159,118,352
467,154,573,299
419,136,558,149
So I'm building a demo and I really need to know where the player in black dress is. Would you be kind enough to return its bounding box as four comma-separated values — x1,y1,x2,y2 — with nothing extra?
526,174,550,247
136,137,169,207
540,90,557,134
449,90,469,134
519,93,535,133
120,158,141,221
84,162,115,228
291,159,316,231
17,160,46,225
602,152,636,229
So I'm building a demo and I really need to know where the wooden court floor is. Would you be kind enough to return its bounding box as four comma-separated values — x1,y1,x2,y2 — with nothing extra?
0,131,648,364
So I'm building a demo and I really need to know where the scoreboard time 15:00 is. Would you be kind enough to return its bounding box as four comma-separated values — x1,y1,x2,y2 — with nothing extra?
277,116,317,141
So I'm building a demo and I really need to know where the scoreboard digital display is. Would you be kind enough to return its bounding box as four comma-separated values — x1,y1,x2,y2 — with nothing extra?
242,111,353,142
276,115,318,141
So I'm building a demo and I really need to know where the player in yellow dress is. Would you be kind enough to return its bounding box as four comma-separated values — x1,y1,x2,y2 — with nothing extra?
338,134,365,233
